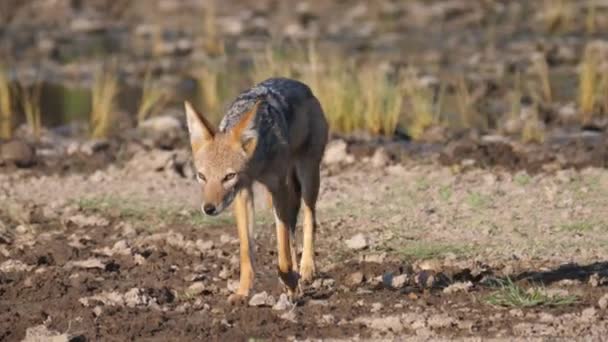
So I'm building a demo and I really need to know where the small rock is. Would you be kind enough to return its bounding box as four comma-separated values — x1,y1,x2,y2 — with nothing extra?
348,271,365,286
22,325,69,342
443,281,473,294
272,293,293,311
427,313,455,329
0,259,34,272
371,147,391,167
589,273,600,287
0,140,35,167
371,302,383,313
124,288,151,308
580,307,597,322
80,139,109,155
249,291,276,307
280,310,297,323
598,293,608,310
345,233,368,250
321,314,335,325
323,140,353,165
63,214,109,228
391,274,409,288
195,239,213,252
417,259,441,272
65,258,105,270
93,306,103,317
187,282,207,295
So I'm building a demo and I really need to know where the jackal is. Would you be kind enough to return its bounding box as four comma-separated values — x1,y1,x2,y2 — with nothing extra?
184,77,328,302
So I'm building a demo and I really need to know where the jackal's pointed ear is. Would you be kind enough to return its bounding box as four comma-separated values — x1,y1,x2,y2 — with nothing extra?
184,101,215,152
231,101,261,156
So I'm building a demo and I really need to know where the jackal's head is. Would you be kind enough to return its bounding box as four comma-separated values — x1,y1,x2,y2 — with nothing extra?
184,101,259,216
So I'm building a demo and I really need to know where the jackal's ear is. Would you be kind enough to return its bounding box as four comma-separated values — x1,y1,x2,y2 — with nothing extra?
231,101,261,156
184,101,215,151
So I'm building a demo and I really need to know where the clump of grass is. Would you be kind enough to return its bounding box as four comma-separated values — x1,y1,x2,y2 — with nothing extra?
455,74,483,130
467,192,489,209
358,66,403,136
194,61,241,124
302,45,362,134
0,64,13,140
486,277,578,308
90,66,118,138
398,242,471,261
201,0,224,57
252,45,298,84
531,53,552,104
578,43,602,124
438,185,453,201
17,80,42,140
586,0,597,35
401,69,436,139
513,172,531,186
560,221,595,233
196,66,222,120
520,103,545,144
540,0,575,33
137,70,167,124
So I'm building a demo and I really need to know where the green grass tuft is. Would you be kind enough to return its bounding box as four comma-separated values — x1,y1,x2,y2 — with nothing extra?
486,277,578,308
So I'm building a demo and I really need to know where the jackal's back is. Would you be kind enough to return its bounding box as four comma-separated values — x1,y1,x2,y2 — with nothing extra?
219,78,314,137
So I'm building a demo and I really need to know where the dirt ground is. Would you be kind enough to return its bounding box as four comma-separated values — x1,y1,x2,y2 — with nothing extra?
1,142,608,341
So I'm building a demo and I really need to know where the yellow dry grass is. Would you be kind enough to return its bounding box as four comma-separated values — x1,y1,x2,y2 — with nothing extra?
137,70,167,124
91,66,118,138
17,79,42,140
578,44,600,124
0,64,12,140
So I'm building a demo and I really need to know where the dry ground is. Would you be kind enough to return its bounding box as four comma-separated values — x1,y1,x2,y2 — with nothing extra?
1,145,608,341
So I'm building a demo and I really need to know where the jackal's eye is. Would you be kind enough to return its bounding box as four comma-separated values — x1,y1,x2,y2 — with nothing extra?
196,172,206,183
223,172,237,183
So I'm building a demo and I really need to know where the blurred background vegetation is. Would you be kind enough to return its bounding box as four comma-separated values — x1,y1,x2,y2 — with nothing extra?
0,0,607,143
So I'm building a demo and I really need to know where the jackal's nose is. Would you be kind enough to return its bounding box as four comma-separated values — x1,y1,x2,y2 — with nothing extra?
203,203,217,215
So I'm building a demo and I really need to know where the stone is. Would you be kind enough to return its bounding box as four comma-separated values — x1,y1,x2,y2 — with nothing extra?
1,140,35,167
272,293,293,311
391,274,409,288
345,233,368,250
348,271,365,286
249,291,276,307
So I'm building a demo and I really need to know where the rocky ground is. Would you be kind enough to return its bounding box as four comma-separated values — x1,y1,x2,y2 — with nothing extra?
1,139,608,341
2,0,608,340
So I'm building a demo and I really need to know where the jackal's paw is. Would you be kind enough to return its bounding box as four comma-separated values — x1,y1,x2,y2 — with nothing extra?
278,269,300,294
228,293,248,305
299,261,316,284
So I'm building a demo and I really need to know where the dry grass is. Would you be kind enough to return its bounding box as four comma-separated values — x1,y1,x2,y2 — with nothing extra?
578,44,600,124
251,45,298,84
201,0,224,57
455,74,483,130
137,70,167,124
531,53,552,104
17,80,42,140
520,104,545,144
540,0,575,33
586,0,597,35
401,70,436,139
0,64,12,140
91,66,119,138
358,68,403,136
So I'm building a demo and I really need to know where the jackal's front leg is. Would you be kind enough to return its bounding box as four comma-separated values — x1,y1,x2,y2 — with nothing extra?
229,187,255,304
